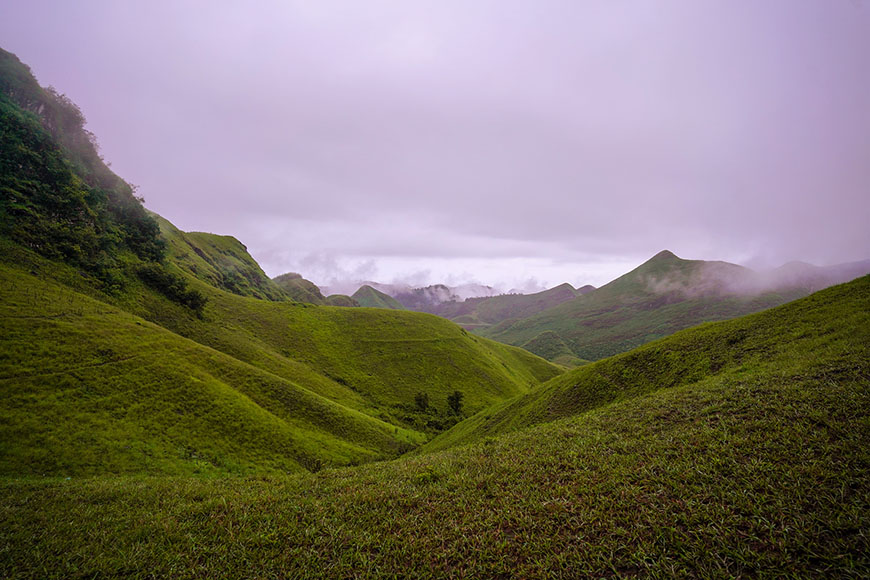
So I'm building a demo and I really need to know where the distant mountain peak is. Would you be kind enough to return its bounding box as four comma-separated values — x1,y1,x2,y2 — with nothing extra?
649,249,680,262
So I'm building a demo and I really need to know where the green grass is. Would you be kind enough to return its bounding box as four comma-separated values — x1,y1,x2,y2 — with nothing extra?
0,263,433,476
352,284,406,310
1,276,866,576
273,272,328,305
157,216,288,301
481,250,812,362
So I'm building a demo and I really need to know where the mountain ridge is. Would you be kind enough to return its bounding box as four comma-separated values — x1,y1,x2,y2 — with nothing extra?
480,250,870,362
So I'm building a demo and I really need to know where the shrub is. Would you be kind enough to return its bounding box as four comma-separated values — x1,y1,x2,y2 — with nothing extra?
136,262,207,316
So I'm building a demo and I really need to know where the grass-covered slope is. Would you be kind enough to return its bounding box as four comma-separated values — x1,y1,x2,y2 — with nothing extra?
158,216,287,301
0,260,430,476
273,272,328,305
425,274,870,453
519,330,590,368
147,272,559,426
352,284,406,310
0,232,560,475
323,294,359,307
482,250,812,361
2,278,866,577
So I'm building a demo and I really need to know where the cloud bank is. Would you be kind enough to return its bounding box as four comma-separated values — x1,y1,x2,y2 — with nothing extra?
2,0,868,288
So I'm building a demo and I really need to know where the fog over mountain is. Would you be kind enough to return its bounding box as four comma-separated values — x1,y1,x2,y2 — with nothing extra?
2,1,868,288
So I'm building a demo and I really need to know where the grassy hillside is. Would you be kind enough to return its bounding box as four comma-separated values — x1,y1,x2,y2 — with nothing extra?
158,217,287,301
0,257,438,476
425,274,870,452
2,277,866,577
0,233,561,475
352,284,406,310
482,250,813,361
323,294,359,307
273,272,327,305
519,330,590,368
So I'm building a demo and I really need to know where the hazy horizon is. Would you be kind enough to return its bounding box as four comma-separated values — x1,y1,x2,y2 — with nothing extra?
2,1,868,290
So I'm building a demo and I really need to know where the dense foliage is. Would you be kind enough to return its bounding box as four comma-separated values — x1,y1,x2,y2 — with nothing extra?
135,263,207,316
0,48,204,312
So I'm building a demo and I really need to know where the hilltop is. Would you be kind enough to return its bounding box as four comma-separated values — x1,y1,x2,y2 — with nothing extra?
352,284,406,310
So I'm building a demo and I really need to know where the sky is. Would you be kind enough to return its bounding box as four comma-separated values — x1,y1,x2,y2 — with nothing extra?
1,1,868,292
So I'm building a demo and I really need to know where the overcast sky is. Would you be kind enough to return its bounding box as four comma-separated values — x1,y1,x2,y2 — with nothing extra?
2,1,868,291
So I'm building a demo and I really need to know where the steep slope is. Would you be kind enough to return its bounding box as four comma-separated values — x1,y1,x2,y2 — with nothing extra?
158,217,287,301
481,250,841,361
425,274,870,452
352,284,406,310
273,272,327,305
3,275,867,577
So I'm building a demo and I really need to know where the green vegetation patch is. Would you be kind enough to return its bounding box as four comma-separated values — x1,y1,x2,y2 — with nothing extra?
352,284,406,310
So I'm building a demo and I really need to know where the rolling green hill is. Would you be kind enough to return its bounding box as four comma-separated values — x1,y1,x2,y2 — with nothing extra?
0,258,423,476
481,250,813,361
352,284,406,310
323,294,360,307
273,272,328,304
2,276,867,577
158,217,288,301
424,274,870,452
0,231,560,475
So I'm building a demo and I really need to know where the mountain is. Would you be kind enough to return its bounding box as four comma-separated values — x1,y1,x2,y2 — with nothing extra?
4,276,866,577
431,282,592,330
348,281,592,337
352,284,406,310
322,294,360,307
273,273,360,307
273,272,326,304
481,250,870,362
0,48,561,476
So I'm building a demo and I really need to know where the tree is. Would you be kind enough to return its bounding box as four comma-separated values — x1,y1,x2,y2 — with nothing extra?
447,390,464,416
414,391,429,412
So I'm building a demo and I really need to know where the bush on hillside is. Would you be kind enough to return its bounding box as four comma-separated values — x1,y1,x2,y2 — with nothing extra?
136,263,207,316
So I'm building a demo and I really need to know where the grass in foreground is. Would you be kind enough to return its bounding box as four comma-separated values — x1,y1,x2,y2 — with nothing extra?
1,353,867,578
